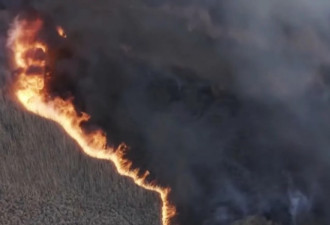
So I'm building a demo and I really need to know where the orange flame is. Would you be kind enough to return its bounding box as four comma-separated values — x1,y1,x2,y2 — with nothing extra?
7,17,176,225
56,26,67,38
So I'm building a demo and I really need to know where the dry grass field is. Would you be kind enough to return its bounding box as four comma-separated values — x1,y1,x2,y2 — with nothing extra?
0,90,162,225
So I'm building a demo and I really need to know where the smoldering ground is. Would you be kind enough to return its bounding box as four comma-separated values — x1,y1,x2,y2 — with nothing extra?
5,0,330,225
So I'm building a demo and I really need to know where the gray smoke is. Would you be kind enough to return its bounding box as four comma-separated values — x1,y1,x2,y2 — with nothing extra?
6,0,330,224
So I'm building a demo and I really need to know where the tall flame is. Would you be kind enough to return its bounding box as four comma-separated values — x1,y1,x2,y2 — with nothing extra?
7,17,176,225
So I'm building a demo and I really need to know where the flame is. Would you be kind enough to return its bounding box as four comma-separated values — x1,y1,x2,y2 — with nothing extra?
7,17,176,225
56,26,67,38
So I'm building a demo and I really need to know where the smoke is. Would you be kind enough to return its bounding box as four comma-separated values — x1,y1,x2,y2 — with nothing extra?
7,0,330,224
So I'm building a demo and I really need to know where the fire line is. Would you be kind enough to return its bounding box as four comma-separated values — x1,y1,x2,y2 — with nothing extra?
6,17,176,225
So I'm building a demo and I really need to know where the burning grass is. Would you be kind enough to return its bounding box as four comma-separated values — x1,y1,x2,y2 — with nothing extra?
6,16,175,225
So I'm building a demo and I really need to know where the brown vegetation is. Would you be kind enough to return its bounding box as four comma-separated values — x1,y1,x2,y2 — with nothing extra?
0,89,161,225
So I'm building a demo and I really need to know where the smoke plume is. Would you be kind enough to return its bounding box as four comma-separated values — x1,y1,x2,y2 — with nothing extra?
5,0,330,224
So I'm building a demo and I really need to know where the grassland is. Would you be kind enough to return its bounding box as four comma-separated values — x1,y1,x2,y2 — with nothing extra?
0,90,161,225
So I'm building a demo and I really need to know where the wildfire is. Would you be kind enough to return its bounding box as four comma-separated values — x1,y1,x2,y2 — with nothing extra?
7,17,176,225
